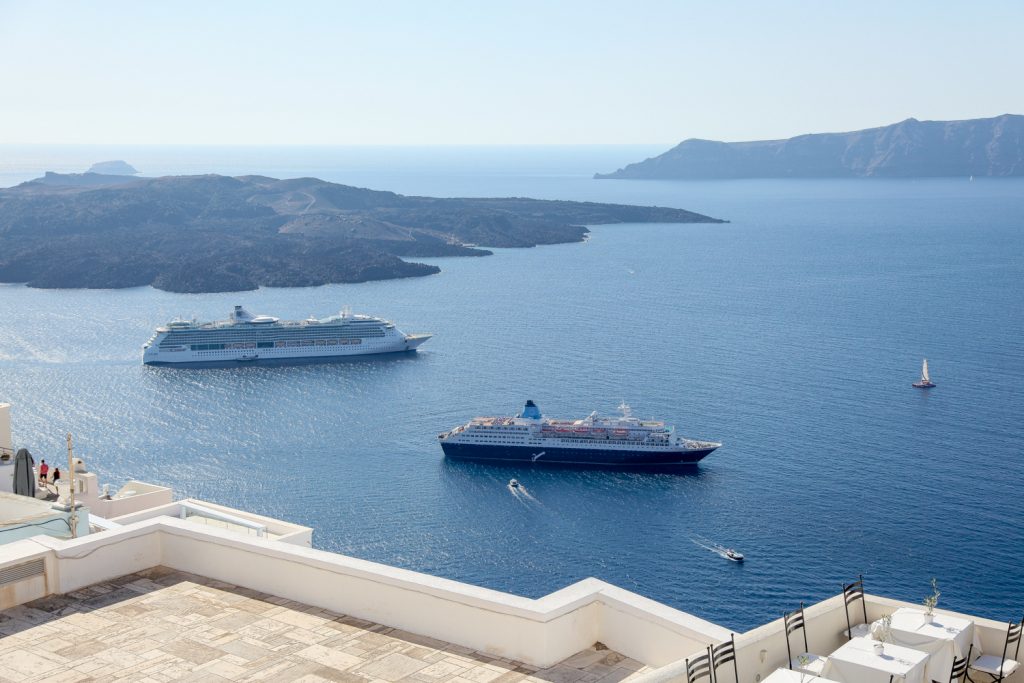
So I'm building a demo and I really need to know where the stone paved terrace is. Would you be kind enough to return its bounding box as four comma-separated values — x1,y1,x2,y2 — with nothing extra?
0,567,651,683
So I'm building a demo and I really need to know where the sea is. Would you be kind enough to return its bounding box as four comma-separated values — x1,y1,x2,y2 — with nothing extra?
0,145,1022,633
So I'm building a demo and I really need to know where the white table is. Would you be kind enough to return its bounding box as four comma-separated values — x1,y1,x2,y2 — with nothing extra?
763,669,842,683
885,607,980,683
820,636,929,683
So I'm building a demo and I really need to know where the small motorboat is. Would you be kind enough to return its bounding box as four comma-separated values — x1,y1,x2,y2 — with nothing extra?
724,549,744,562
237,354,259,362
509,479,520,488
912,358,936,388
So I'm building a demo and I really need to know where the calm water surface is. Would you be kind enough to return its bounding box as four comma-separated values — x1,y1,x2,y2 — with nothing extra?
1,146,1022,631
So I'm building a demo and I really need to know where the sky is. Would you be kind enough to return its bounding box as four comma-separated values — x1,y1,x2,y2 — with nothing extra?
1,0,1022,145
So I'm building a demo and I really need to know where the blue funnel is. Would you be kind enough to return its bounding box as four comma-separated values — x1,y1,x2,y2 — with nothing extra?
520,400,541,420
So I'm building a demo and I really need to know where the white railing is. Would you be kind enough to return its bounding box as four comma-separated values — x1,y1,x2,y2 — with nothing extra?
178,501,267,537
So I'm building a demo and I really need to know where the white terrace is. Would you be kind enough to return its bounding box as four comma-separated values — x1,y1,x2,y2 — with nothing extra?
0,509,1020,683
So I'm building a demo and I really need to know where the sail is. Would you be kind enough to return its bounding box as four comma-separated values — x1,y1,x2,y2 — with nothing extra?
922,359,930,382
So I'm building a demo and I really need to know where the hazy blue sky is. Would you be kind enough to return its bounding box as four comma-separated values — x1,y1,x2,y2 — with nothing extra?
2,1,1021,145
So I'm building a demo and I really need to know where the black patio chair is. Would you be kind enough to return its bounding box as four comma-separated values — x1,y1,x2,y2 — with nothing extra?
784,602,827,676
842,574,870,640
937,643,972,683
685,648,713,683
967,616,1022,682
710,633,739,683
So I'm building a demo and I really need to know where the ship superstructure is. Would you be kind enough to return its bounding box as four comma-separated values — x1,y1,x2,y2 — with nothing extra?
439,401,720,469
143,306,431,365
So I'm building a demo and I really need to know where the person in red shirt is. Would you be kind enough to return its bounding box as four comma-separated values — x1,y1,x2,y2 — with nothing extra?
39,459,49,482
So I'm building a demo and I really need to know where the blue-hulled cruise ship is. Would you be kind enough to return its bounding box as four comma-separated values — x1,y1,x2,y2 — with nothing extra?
143,305,431,365
438,401,720,469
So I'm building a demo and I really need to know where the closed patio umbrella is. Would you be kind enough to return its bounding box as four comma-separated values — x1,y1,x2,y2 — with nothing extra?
13,448,36,498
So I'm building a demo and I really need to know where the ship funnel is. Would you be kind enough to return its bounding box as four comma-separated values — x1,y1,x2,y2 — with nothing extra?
231,305,255,322
520,400,542,420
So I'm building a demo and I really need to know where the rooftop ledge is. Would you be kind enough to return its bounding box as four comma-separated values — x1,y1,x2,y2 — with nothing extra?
0,517,1018,681
0,516,728,671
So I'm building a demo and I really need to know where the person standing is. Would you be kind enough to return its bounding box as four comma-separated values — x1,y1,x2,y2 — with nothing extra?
39,459,49,482
52,467,61,484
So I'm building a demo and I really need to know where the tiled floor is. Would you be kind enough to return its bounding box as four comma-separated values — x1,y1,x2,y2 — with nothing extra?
0,567,650,683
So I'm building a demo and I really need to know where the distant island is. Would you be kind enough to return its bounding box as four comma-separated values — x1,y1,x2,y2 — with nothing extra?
596,114,1024,179
0,172,723,293
87,160,139,175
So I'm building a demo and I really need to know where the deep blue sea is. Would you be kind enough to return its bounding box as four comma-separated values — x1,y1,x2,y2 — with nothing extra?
1,145,1022,632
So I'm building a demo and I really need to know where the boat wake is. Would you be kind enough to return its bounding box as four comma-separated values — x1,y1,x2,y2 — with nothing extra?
692,536,744,562
508,482,542,506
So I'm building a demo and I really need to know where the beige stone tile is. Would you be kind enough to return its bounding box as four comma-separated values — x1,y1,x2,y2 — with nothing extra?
588,670,638,683
196,658,249,680
1,570,640,683
402,644,441,661
460,666,506,683
281,626,332,645
246,658,318,681
294,643,363,671
530,666,588,683
415,660,470,680
271,608,332,630
387,629,451,650
488,671,527,683
559,650,606,670
0,648,63,680
218,637,274,662
31,668,94,683
159,638,225,665
310,666,368,683
355,652,430,681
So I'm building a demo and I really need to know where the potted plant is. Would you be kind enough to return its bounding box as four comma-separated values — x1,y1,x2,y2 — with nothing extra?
923,578,940,620
871,614,892,654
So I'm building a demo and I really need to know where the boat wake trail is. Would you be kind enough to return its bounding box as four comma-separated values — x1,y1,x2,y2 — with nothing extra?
692,536,739,561
517,485,541,505
508,483,542,507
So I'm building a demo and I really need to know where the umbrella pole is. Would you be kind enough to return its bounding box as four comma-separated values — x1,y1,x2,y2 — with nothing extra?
66,433,78,538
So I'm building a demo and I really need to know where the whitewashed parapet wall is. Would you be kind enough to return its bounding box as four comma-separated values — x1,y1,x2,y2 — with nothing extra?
0,404,11,455
0,517,729,668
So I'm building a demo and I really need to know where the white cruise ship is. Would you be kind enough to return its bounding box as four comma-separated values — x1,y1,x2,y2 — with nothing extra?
143,306,431,365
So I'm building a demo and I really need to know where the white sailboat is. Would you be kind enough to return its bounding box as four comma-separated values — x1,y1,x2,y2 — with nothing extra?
912,358,936,388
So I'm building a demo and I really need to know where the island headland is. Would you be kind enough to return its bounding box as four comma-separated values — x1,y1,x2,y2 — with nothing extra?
0,172,724,293
596,114,1024,180
87,160,139,175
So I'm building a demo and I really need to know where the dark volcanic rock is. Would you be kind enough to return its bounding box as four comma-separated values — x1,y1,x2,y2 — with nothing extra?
596,114,1024,179
0,173,723,293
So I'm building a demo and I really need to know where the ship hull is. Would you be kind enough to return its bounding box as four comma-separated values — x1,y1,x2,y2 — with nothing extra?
144,348,423,368
144,335,430,366
440,442,716,469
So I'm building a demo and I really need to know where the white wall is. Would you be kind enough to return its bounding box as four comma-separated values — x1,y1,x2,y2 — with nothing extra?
0,403,11,455
5,519,1016,679
0,539,50,610
74,476,174,518
154,519,722,667
31,524,162,595
111,499,313,546
0,518,724,668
